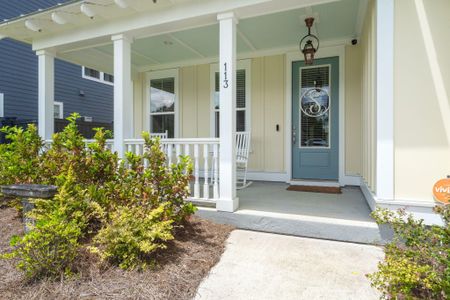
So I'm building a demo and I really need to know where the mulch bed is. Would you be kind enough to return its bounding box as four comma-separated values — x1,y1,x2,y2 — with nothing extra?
0,205,234,300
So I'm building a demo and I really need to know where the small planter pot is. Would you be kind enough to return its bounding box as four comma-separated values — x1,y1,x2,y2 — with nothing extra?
1,184,57,233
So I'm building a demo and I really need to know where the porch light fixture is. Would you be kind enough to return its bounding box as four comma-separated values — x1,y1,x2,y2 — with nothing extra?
299,17,319,65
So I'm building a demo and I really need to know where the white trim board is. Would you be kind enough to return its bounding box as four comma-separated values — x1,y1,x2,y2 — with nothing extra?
375,0,394,201
245,171,289,182
54,101,64,119
285,45,346,185
360,180,443,226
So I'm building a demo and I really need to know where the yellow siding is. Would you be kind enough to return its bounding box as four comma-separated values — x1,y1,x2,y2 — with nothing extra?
197,64,211,138
345,45,363,176
359,0,377,192
180,66,197,137
262,55,285,172
133,73,144,137
394,0,450,202
179,64,210,138
249,57,265,171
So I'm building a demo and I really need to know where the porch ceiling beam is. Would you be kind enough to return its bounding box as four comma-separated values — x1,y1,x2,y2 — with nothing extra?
59,41,112,54
167,33,206,58
32,0,340,51
237,28,257,51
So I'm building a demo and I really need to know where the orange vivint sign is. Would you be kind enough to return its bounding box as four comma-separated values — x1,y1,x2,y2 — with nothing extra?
433,178,450,205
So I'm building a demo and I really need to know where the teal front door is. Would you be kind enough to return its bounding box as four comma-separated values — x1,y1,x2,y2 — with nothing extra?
292,57,339,180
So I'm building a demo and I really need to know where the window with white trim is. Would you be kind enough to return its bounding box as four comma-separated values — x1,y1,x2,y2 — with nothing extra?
149,70,178,138
211,61,251,137
82,66,114,85
54,101,63,119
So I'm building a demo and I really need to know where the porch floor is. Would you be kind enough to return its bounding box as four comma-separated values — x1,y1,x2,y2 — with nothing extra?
237,181,374,223
197,181,384,244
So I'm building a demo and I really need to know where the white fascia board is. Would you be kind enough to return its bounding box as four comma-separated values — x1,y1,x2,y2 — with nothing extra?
32,0,339,51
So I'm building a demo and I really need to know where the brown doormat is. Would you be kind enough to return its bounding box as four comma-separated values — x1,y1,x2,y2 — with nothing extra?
287,185,342,194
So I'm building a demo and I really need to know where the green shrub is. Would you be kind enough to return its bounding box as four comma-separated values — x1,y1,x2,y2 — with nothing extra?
368,206,450,299
90,204,174,270
1,113,195,279
0,124,43,185
2,169,87,278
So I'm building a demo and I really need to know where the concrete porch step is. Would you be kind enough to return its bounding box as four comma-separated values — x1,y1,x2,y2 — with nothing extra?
196,208,385,245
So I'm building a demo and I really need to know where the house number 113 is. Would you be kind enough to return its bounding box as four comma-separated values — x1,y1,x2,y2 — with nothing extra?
223,62,229,89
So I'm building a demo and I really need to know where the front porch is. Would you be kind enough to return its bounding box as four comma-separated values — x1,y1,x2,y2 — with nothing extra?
198,181,383,244
0,0,397,239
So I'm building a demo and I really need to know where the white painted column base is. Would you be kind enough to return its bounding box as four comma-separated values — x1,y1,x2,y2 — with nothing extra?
216,197,240,212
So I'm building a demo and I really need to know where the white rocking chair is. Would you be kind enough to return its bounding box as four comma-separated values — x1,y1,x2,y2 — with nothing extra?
209,131,252,190
150,130,168,139
236,131,252,189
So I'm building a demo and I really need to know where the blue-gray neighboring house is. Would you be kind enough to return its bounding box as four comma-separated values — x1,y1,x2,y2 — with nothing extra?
0,0,113,127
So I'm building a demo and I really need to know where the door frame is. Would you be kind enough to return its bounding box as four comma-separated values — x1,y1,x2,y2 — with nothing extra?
285,45,355,186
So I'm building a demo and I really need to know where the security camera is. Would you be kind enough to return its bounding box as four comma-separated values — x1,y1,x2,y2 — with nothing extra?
351,39,358,45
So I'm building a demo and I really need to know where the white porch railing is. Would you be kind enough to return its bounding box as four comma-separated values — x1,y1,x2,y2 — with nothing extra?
44,137,220,203
124,138,220,202
43,139,115,151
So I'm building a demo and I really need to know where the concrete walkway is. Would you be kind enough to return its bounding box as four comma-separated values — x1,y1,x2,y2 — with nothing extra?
195,230,383,300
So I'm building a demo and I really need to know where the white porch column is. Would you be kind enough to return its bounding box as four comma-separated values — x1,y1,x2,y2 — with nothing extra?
376,0,394,201
36,50,55,139
217,12,239,212
112,34,134,157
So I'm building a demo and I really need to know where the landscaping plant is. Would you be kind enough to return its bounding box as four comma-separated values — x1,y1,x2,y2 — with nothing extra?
369,206,450,299
0,113,196,279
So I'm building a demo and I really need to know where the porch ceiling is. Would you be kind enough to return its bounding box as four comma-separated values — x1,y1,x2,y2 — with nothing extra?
61,0,362,74
0,0,365,74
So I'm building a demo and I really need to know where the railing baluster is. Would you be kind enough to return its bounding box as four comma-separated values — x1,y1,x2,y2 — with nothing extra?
176,144,181,164
213,143,219,199
167,144,173,167
203,144,209,199
194,144,200,199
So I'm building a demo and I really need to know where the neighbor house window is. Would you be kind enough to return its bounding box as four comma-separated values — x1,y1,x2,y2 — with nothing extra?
149,69,178,138
82,66,114,85
211,60,251,137
54,101,63,119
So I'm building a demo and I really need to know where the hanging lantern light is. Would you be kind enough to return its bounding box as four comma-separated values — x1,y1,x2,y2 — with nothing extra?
299,17,319,65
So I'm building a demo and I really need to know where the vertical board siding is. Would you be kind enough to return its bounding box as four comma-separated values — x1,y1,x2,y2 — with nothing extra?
262,55,285,172
181,66,197,137
360,0,377,192
0,0,113,124
344,45,363,176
